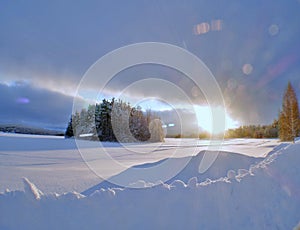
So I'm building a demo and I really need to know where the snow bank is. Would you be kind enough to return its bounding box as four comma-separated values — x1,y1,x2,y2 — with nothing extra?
1,141,300,229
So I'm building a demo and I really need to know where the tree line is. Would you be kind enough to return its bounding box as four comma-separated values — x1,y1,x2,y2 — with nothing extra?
225,121,278,139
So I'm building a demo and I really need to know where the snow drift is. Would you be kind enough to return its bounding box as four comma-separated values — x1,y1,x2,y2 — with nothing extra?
1,140,300,229
83,149,262,194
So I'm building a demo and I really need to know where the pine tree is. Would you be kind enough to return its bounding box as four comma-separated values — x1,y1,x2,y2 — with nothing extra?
65,116,74,138
279,82,300,142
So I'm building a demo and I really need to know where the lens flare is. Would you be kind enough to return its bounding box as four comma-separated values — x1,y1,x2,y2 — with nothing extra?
242,64,253,75
16,97,30,104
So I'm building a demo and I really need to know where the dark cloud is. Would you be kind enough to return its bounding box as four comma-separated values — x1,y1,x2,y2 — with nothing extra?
101,64,208,105
0,83,75,129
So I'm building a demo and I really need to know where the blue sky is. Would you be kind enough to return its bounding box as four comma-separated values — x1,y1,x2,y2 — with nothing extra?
1,0,300,130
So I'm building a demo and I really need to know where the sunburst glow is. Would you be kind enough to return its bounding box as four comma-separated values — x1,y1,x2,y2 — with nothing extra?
195,105,239,134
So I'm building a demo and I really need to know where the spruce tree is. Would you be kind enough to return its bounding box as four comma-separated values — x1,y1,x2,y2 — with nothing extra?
279,82,300,142
65,116,74,138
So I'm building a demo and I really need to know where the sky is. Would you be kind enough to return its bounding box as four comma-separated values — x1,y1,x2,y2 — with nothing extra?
1,0,300,132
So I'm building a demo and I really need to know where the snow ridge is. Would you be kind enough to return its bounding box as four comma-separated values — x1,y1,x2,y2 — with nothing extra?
22,177,44,200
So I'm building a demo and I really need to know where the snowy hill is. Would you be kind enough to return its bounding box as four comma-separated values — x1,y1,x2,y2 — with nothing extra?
0,138,300,229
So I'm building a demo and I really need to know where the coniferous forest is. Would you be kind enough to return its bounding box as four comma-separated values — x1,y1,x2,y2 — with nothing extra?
224,121,279,139
65,98,164,142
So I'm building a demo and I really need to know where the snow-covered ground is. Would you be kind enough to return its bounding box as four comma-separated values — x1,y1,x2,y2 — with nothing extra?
0,133,299,229
0,132,279,193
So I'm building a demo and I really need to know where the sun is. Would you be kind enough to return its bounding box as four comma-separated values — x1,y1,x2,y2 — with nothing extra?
194,105,239,134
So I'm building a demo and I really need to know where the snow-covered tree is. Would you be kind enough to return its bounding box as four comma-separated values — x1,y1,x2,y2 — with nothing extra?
279,82,300,142
149,119,165,142
65,98,164,142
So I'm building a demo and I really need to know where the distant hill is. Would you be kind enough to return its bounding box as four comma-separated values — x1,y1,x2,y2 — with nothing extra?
0,124,64,136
